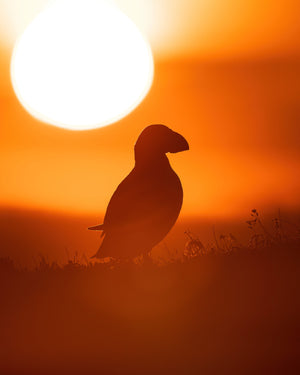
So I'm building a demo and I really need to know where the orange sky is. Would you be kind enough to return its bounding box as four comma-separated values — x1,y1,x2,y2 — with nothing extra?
0,0,299,218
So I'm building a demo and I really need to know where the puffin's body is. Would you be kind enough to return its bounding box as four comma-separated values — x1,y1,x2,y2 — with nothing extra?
89,124,189,259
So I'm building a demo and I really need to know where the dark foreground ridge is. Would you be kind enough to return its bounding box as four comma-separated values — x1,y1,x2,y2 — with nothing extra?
0,211,299,375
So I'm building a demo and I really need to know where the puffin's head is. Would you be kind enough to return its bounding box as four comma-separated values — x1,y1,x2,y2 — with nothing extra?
134,124,189,160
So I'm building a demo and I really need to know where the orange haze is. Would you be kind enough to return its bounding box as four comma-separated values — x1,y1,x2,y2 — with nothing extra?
0,0,299,219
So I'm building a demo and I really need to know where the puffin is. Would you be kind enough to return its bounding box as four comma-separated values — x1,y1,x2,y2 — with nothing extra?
89,124,189,259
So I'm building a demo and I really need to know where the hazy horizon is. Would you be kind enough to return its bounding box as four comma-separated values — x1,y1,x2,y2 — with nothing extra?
1,205,299,266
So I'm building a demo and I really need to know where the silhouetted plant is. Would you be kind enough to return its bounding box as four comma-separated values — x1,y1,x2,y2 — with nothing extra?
246,209,276,248
35,254,59,271
218,233,240,253
184,231,206,259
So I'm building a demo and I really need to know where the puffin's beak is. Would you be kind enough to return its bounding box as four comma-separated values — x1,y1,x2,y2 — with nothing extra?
169,131,189,153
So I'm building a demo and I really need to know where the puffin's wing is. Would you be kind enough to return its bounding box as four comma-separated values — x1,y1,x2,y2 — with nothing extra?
103,170,167,232
88,171,151,232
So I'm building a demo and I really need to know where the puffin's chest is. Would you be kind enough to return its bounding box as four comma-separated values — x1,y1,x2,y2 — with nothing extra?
138,167,183,206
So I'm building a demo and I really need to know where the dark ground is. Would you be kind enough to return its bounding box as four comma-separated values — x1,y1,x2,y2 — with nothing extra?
0,239,299,375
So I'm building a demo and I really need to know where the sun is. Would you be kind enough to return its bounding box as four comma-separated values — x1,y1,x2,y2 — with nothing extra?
10,0,154,131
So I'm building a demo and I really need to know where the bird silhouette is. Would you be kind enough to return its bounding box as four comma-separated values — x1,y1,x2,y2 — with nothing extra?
89,124,189,259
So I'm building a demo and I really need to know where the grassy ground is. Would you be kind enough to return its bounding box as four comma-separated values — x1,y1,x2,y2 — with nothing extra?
0,211,299,375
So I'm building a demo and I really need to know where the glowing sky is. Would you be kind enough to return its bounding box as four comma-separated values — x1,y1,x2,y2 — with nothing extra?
0,0,299,217
0,0,299,58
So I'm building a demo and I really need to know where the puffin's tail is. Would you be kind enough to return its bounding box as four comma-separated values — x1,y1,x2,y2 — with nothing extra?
88,224,104,231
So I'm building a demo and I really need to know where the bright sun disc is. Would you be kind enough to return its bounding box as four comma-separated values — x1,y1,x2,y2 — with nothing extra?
11,0,154,130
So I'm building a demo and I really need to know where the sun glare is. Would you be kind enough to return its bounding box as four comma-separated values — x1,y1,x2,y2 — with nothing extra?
10,0,153,130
